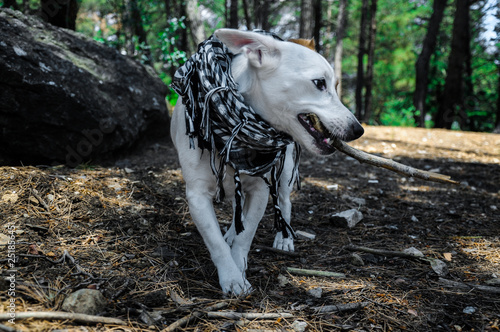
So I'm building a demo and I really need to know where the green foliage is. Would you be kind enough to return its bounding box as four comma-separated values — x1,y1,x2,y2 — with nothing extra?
6,0,496,130
157,17,187,71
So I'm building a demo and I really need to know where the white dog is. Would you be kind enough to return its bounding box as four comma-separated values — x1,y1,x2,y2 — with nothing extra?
170,29,363,295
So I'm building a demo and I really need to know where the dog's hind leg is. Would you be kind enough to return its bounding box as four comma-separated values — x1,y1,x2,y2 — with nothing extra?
273,145,296,251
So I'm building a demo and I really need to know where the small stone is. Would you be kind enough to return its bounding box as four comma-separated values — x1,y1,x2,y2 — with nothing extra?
291,320,308,332
430,258,449,277
307,287,322,299
403,247,424,257
0,233,11,246
330,209,363,228
463,306,476,314
278,274,289,287
2,193,18,203
350,253,364,266
140,310,164,325
61,289,107,315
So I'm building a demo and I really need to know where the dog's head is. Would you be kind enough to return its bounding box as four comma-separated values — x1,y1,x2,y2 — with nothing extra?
215,29,364,155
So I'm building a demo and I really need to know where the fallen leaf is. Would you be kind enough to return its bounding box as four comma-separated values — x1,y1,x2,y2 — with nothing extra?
443,252,452,261
408,308,418,316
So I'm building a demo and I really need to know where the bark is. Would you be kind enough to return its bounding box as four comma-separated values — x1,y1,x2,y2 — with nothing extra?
355,0,369,120
495,62,500,133
334,0,348,98
313,0,321,52
300,0,314,38
254,0,270,30
127,0,151,64
229,0,238,28
242,0,252,29
435,0,470,129
413,0,447,127
40,0,79,30
362,0,377,123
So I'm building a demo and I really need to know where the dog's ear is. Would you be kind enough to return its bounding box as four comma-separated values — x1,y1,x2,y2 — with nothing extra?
214,29,279,68
288,38,316,51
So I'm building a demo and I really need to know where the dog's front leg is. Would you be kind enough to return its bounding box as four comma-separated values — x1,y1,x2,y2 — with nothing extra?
227,178,269,274
186,184,252,295
273,145,296,251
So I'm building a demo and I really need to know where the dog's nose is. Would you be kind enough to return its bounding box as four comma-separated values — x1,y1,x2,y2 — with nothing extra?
346,122,364,142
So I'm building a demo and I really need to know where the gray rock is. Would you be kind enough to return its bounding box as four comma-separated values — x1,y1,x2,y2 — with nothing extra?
61,289,107,315
330,209,363,228
306,287,322,299
0,9,168,166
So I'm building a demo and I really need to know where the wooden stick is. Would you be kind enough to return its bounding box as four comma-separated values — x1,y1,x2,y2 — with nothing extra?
206,312,294,319
313,301,370,314
162,301,230,332
285,267,345,278
345,244,426,261
0,311,126,325
438,278,500,294
332,139,460,185
254,245,301,257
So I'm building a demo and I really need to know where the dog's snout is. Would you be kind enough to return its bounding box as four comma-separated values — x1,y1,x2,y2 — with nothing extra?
346,122,364,142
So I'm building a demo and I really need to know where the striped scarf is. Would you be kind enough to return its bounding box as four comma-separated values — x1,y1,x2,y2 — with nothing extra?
171,31,300,238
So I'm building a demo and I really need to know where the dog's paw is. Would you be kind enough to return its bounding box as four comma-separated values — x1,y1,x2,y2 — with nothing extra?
219,272,253,297
273,232,295,252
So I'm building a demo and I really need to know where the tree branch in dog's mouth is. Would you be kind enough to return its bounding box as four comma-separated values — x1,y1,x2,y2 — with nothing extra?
331,138,460,185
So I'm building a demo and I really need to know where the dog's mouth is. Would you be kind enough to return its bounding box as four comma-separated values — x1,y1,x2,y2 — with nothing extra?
297,113,337,155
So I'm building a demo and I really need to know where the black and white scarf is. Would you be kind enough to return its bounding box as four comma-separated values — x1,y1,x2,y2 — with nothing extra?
171,31,300,238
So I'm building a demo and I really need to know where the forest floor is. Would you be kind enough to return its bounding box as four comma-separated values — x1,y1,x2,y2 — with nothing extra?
1,125,499,332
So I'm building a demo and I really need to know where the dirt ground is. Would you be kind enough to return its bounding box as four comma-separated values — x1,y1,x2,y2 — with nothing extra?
1,125,499,331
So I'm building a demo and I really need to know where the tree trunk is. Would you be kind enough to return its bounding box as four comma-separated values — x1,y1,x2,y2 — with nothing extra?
300,0,314,38
242,0,252,29
261,0,271,31
186,0,206,46
229,0,238,28
362,0,377,123
126,0,151,64
40,0,79,30
178,0,188,53
355,0,369,120
435,0,470,129
495,62,500,133
413,0,447,127
334,0,348,98
254,0,270,30
2,0,19,10
312,0,321,52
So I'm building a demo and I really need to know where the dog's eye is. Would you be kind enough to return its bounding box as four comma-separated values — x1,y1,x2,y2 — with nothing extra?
312,79,327,91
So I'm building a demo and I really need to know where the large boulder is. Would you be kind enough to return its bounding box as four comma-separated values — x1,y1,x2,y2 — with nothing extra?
0,9,169,166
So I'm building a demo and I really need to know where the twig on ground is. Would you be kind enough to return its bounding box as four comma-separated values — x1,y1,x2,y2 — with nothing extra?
313,301,370,314
0,323,16,332
162,301,230,332
30,189,52,214
206,312,294,319
285,267,345,278
0,312,126,326
438,278,500,294
254,245,302,257
345,245,426,261
52,250,94,279
332,139,460,185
